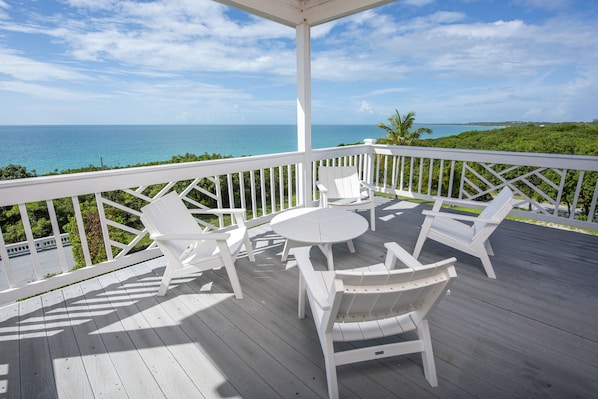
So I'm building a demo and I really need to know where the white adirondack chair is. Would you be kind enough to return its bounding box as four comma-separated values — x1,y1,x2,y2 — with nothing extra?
295,243,457,399
413,187,514,279
317,166,376,231
140,192,255,298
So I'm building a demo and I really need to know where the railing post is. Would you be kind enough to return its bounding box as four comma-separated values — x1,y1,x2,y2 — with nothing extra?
363,139,376,186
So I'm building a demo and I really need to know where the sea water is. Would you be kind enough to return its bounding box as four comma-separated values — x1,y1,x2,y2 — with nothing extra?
0,124,499,174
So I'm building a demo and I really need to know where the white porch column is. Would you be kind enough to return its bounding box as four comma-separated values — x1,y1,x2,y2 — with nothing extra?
296,22,312,206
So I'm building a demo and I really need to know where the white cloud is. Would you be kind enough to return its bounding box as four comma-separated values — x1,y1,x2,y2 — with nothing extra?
0,49,88,81
62,0,118,10
119,80,254,102
0,80,106,100
312,51,404,81
1,0,294,77
403,0,436,6
92,7,288,73
358,100,374,114
425,11,466,24
512,0,572,11
0,0,596,124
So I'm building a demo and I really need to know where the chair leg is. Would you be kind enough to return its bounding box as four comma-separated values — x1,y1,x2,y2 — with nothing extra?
413,231,427,259
157,265,174,296
412,236,425,259
225,264,243,299
322,335,340,399
244,234,255,262
413,218,433,259
484,239,494,256
218,243,244,299
370,206,376,231
418,320,438,387
478,250,497,279
298,274,306,319
224,262,243,299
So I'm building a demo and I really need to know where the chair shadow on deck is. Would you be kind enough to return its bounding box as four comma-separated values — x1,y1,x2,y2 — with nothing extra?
1,230,334,398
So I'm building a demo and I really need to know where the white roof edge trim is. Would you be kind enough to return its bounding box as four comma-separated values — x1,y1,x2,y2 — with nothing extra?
212,0,399,27
212,0,301,27
304,0,398,26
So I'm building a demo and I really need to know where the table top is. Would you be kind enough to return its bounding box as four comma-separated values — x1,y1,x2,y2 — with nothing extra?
270,207,368,244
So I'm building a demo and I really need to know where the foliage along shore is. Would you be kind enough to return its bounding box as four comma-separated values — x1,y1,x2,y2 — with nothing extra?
419,122,598,156
1,122,597,180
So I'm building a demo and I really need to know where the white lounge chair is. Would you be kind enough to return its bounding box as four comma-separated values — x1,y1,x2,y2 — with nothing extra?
140,192,255,298
317,166,376,231
295,243,457,399
413,187,514,279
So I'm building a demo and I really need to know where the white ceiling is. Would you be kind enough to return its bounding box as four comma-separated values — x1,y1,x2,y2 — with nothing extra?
213,0,398,27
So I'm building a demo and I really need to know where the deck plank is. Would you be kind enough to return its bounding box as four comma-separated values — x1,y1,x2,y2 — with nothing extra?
17,296,58,399
60,282,128,398
94,270,209,399
162,272,325,398
116,262,243,399
41,289,95,399
0,302,20,399
76,278,166,398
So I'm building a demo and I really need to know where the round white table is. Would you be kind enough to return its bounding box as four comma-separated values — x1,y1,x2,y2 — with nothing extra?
270,207,368,270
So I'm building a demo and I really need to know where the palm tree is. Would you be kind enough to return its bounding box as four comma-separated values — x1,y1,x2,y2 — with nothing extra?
376,110,432,145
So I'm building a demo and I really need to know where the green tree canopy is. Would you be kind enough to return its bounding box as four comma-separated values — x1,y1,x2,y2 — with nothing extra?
420,123,598,156
0,164,36,180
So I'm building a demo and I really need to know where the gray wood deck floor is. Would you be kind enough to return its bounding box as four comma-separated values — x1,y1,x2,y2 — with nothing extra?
1,197,597,398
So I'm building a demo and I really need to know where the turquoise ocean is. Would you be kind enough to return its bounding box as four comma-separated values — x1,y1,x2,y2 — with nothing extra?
0,124,499,174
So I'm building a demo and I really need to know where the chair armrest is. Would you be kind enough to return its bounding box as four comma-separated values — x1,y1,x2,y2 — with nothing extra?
422,210,499,224
190,208,248,227
316,182,328,193
431,196,490,209
316,183,329,207
294,247,332,310
150,231,231,241
360,180,375,191
190,208,246,216
383,242,423,270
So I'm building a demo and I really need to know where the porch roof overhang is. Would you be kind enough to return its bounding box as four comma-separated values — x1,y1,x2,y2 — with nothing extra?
213,0,398,27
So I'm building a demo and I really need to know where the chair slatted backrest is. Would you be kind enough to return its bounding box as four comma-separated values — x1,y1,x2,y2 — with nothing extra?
333,259,456,325
141,192,214,259
472,187,514,237
318,166,361,199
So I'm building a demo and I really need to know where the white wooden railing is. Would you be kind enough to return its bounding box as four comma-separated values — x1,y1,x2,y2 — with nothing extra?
1,143,597,306
367,145,598,228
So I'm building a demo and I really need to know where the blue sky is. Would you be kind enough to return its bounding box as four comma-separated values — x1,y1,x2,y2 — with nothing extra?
0,0,596,125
